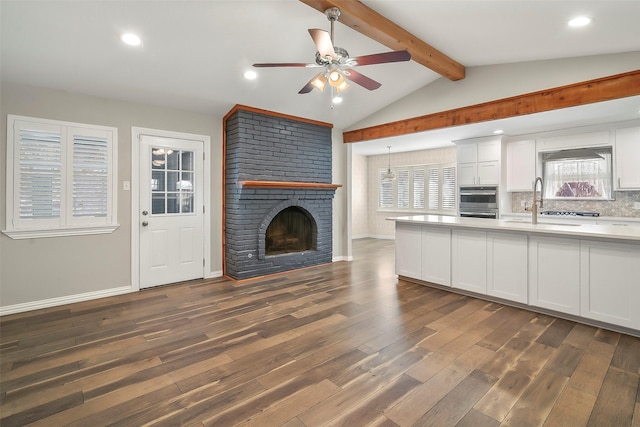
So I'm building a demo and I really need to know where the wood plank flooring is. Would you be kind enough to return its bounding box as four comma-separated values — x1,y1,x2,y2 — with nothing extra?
1,238,639,426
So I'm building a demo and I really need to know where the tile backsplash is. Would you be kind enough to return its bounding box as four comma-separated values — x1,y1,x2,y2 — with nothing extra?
511,191,640,217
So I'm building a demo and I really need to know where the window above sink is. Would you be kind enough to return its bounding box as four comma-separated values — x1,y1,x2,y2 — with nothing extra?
542,146,613,200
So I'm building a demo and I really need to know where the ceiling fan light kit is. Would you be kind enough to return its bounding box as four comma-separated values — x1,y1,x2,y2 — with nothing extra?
252,7,411,97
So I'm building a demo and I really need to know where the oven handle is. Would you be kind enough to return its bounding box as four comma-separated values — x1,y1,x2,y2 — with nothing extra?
459,191,497,196
460,211,498,218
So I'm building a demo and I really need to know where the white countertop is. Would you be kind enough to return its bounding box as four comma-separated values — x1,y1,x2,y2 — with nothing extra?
389,215,640,242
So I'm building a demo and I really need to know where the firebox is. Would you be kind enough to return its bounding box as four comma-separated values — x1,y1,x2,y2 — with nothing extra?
265,207,316,255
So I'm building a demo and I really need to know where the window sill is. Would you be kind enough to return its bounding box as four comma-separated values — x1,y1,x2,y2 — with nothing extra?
2,225,119,240
377,209,457,216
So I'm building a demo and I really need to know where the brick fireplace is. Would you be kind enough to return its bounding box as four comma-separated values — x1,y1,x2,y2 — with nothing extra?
223,105,339,280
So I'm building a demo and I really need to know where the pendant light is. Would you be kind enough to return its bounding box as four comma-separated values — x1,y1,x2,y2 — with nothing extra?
382,146,396,181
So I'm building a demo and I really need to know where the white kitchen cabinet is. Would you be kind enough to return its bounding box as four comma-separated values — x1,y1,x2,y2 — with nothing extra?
452,229,487,293
477,161,500,185
395,222,422,279
458,163,478,186
506,140,536,191
615,126,640,190
457,144,478,164
580,240,640,329
528,235,580,315
457,159,499,185
456,138,501,186
487,232,528,303
421,226,451,286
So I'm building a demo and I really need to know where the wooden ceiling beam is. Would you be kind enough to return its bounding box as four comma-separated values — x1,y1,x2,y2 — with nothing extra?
299,0,465,81
343,70,640,143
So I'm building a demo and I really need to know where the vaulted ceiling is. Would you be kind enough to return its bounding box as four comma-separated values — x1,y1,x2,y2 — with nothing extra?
2,1,639,154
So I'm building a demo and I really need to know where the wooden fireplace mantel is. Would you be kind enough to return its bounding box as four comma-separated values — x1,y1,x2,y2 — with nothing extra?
238,180,342,190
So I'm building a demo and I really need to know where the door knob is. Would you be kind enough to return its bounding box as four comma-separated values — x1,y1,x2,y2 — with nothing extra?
142,210,148,216
142,221,149,227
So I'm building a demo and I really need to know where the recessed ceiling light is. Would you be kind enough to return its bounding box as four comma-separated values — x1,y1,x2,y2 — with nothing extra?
244,70,257,80
493,129,504,134
332,96,343,104
568,16,592,27
121,33,141,46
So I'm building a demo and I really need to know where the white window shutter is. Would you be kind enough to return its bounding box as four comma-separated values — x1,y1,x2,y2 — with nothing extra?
17,127,63,222
413,168,425,209
397,169,410,208
378,169,393,208
5,115,118,239
72,134,109,218
428,167,439,210
442,165,457,210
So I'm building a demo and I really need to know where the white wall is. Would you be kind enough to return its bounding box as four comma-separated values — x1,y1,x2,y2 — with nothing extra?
349,52,640,131
331,128,350,261
351,153,368,239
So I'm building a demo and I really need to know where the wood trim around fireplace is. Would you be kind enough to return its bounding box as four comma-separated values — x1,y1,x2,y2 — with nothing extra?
238,180,342,190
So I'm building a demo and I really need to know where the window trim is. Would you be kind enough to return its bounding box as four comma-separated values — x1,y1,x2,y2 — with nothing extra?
4,115,119,239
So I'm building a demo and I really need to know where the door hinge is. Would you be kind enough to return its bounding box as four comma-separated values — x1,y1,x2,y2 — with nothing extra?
203,205,205,214
203,258,205,267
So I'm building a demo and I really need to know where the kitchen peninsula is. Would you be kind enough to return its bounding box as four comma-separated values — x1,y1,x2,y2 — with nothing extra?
392,215,640,336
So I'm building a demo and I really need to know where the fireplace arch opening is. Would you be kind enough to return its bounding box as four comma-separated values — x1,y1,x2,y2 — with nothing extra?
265,206,316,256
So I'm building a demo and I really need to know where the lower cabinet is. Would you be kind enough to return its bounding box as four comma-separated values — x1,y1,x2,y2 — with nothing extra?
421,226,451,285
528,236,581,315
395,221,639,333
395,222,422,278
580,240,640,329
452,229,487,293
487,232,528,303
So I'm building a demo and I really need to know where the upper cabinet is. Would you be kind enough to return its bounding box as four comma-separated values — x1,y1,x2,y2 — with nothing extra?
456,138,501,186
506,140,535,192
615,126,640,190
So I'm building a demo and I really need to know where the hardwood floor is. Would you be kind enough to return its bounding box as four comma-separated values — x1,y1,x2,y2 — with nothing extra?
1,238,639,426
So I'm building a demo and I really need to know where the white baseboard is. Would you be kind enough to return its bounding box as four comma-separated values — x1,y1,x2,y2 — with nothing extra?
332,256,354,262
206,270,223,279
353,234,395,240
0,286,133,316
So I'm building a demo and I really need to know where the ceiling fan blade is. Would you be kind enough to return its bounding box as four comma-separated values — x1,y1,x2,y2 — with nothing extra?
308,29,336,60
350,50,411,66
253,62,317,68
342,69,382,91
298,73,324,94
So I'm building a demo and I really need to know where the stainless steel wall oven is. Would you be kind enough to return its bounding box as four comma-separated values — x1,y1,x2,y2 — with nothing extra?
459,186,498,218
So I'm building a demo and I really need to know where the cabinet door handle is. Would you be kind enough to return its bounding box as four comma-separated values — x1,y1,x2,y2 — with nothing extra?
618,177,621,188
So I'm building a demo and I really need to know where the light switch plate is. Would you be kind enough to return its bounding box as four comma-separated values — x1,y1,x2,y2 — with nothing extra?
123,181,130,191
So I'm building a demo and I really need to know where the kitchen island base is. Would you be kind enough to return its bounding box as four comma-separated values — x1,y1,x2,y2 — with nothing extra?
393,216,640,337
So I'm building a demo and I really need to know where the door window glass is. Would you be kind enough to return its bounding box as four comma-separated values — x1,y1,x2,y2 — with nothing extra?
151,147,195,215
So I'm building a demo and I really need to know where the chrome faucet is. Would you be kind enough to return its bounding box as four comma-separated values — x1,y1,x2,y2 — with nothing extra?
526,177,544,224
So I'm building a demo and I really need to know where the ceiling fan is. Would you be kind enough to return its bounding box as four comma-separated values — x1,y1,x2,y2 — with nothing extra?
252,7,411,95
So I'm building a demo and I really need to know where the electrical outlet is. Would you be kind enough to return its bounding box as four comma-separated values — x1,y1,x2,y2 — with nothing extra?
123,181,130,191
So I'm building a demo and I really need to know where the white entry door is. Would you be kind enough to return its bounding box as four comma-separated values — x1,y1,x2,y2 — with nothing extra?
139,135,204,288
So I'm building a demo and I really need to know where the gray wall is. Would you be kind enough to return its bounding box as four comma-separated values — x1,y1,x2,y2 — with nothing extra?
1,82,222,308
